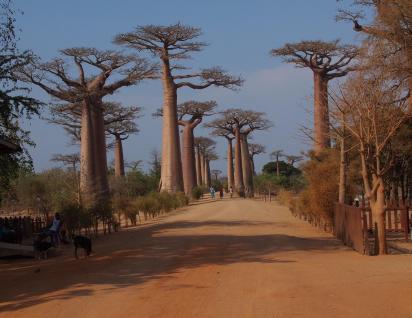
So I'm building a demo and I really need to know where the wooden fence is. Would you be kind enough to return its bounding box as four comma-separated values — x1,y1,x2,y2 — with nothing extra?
362,206,410,241
334,204,370,255
0,216,46,242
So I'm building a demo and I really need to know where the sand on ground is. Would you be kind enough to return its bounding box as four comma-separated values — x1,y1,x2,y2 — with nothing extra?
1,198,411,318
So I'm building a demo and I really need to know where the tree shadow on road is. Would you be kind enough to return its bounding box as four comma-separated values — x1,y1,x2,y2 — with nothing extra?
0,219,345,313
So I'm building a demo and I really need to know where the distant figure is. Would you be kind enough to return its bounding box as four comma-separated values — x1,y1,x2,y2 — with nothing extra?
354,198,360,208
48,213,61,246
229,186,233,198
219,188,224,199
210,187,216,199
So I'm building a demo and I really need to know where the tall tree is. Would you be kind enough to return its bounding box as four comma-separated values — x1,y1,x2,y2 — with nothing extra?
115,23,242,192
105,103,142,177
271,40,358,154
0,0,41,199
338,0,412,113
270,150,284,177
334,71,408,255
177,100,216,195
249,143,265,176
195,136,216,188
211,128,235,191
18,48,157,208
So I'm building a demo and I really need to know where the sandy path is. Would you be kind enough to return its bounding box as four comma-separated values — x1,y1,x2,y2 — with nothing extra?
1,198,411,318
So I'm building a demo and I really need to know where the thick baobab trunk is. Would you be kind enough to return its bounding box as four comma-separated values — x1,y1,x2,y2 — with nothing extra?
313,72,331,154
205,159,211,188
250,156,256,176
181,124,197,196
80,101,97,208
234,128,244,195
338,135,346,204
91,100,110,205
195,146,202,187
408,77,412,115
160,60,183,192
226,138,234,190
114,135,125,177
241,134,253,196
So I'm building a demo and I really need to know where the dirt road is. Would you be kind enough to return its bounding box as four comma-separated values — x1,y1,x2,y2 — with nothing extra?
1,198,411,318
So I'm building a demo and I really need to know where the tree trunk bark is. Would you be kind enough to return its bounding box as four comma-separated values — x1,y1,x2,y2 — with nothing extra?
80,101,97,208
408,70,412,115
195,145,202,187
200,152,205,186
181,124,196,196
114,135,125,177
226,138,234,190
205,159,211,188
234,127,244,195
313,72,331,155
370,177,387,255
241,134,253,196
91,99,110,206
276,157,280,177
250,156,256,176
160,59,183,192
338,134,346,204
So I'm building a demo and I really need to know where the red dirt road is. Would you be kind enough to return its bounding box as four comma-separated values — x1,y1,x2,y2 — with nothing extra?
1,199,412,318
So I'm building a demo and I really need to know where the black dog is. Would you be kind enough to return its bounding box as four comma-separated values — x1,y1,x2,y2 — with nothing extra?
73,235,92,259
33,239,53,259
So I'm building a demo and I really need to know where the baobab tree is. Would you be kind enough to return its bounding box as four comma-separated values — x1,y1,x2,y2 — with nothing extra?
239,113,272,196
271,40,358,154
207,109,271,195
249,143,266,176
211,169,222,182
285,155,303,167
270,150,284,177
17,48,157,208
194,136,216,188
204,149,218,188
206,109,248,195
115,23,243,192
177,100,216,195
105,103,142,177
211,128,235,191
49,102,143,178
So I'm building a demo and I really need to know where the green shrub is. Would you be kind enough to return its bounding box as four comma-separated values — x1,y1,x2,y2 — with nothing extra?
191,186,203,200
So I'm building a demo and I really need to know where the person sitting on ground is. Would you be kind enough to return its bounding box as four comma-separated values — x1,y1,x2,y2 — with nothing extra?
48,213,62,247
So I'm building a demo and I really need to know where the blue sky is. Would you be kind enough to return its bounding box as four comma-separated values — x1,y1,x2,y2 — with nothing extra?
15,0,361,173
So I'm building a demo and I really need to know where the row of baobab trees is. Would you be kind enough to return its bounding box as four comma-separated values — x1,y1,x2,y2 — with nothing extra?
15,23,275,209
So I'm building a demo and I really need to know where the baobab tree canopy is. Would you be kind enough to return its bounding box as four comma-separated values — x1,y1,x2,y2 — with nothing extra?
271,40,358,79
17,48,158,102
114,24,243,90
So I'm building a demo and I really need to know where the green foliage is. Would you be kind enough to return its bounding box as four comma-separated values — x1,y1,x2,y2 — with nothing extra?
3,168,78,215
0,0,42,201
262,160,301,176
254,172,305,194
191,186,204,200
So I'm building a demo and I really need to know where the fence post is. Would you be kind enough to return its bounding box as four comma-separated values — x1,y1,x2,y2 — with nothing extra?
401,205,409,241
